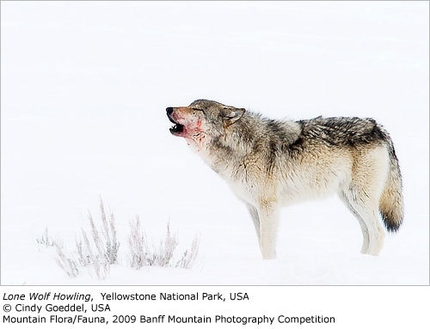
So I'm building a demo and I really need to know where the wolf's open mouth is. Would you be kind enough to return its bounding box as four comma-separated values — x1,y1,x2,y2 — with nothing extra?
170,123,184,134
168,115,184,134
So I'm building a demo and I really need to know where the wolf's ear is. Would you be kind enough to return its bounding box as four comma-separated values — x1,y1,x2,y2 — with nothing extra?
222,107,246,128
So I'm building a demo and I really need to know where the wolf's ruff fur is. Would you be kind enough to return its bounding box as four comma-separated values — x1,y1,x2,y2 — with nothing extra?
167,99,403,259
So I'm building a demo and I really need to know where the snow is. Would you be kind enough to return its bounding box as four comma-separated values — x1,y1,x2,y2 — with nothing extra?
1,1,428,285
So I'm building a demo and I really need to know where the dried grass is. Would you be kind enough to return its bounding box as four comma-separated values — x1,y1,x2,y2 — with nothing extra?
43,199,199,279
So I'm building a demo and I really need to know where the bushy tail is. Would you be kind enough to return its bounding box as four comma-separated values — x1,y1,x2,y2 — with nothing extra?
379,141,404,232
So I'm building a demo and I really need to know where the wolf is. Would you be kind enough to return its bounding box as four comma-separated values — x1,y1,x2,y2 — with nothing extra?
166,99,403,259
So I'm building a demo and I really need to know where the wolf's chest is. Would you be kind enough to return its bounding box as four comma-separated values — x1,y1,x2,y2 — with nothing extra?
226,178,259,206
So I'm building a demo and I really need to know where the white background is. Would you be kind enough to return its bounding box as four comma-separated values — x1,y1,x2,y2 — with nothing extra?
1,1,428,287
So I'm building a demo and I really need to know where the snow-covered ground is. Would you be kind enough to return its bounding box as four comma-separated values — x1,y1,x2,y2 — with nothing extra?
1,1,428,285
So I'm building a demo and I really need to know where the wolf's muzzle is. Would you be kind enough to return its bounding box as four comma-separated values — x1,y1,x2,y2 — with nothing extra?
166,107,184,135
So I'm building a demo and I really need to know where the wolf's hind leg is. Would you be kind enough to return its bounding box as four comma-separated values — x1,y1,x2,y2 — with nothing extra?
338,191,370,253
340,189,385,256
354,203,385,256
340,146,389,256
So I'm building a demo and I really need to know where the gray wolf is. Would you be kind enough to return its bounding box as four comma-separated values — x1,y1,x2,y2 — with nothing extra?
166,99,403,259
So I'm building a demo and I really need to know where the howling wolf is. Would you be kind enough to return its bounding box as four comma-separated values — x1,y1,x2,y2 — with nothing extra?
166,99,403,259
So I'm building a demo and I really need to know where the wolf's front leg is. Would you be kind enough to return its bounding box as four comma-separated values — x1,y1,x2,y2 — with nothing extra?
257,202,280,259
246,203,261,243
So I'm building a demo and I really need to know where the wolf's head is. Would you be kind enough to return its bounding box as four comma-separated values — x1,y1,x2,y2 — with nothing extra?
166,99,245,151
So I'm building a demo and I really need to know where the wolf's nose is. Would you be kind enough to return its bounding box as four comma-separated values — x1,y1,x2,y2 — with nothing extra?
166,107,173,115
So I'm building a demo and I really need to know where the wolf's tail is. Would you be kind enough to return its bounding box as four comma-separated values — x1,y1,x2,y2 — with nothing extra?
379,138,404,232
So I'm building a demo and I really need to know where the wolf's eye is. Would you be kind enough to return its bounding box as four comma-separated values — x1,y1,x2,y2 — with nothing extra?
192,108,205,115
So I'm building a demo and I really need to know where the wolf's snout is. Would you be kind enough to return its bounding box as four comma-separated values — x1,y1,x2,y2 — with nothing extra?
167,107,185,136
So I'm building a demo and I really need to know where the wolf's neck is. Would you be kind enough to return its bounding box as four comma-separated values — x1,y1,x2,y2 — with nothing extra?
198,112,302,175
